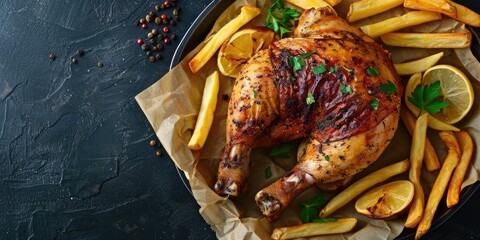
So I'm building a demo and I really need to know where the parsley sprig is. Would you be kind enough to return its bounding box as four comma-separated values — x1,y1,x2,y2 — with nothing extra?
289,51,315,72
408,81,448,115
265,0,301,38
379,80,397,94
300,192,331,223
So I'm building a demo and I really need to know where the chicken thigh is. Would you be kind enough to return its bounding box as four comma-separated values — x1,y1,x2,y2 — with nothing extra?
213,7,402,220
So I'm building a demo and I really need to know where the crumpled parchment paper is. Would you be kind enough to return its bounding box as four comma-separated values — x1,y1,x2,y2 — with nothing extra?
135,0,480,239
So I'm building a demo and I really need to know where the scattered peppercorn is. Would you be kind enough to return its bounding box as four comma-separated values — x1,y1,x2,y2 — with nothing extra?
149,39,156,44
97,61,104,68
76,49,84,57
149,56,156,62
137,38,144,45
141,23,147,29
160,3,165,9
174,16,180,22
155,53,161,60
164,1,170,8
49,53,56,61
141,44,149,51
161,14,167,20
156,43,163,50
170,34,176,40
162,19,168,24
156,150,162,156
163,27,169,33
169,20,176,26
147,32,153,39
71,57,78,64
149,11,155,17
146,51,152,56
152,46,158,51
139,18,145,24
166,15,172,21
151,29,158,35
155,5,161,11
157,34,163,40
164,38,170,44
173,8,180,16
155,17,161,25
146,14,152,22
149,139,157,146
222,94,230,101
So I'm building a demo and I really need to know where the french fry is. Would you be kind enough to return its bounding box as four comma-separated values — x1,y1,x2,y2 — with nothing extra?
404,73,460,132
323,0,342,7
187,71,220,150
381,32,472,48
449,1,480,27
188,6,261,73
404,0,457,18
360,11,442,38
285,0,333,10
405,112,427,228
416,131,460,239
271,218,357,240
394,52,444,75
447,131,474,208
347,0,404,22
319,159,410,217
400,108,441,171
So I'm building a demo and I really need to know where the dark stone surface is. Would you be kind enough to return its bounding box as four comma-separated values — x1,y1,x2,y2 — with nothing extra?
0,0,478,239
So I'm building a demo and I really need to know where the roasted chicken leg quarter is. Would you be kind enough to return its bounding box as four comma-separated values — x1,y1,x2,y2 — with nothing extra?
213,7,402,220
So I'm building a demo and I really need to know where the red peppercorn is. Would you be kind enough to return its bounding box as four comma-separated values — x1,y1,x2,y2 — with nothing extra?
141,23,147,29
137,39,144,45
164,38,170,44
164,1,170,8
163,27,169,33
161,14,167,20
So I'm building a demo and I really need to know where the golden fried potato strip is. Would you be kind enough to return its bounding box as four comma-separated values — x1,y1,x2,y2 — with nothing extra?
447,131,474,208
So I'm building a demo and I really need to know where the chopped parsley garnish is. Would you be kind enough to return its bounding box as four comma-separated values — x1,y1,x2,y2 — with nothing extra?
313,63,327,74
370,98,379,110
306,93,315,105
270,143,295,158
379,80,397,94
300,192,328,223
408,80,448,115
265,0,301,38
289,51,315,72
366,67,380,76
265,166,272,179
253,90,258,98
340,84,352,95
329,65,338,73
324,155,330,161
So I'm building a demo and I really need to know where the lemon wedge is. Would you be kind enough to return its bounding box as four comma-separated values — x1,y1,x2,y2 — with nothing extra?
422,65,474,124
355,180,414,219
217,27,275,78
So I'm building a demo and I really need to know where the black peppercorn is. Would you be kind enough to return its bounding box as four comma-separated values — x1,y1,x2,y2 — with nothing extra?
155,5,161,11
152,29,158,35
156,150,162,156
71,57,78,64
160,3,165,9
97,61,104,68
155,53,161,60
141,43,149,51
147,32,153,39
150,139,157,146
156,43,163,50
152,46,158,51
146,14,152,22
174,16,180,22
222,94,230,101
155,17,161,25
149,38,156,44
170,20,176,26
157,34,164,40
162,19,168,24
149,11,155,17
49,53,56,61
76,49,84,57
170,34,176,40
146,50,152,56
139,18,145,24
149,56,155,62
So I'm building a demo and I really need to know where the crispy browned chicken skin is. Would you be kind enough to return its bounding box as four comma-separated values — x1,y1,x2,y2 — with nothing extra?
214,7,402,220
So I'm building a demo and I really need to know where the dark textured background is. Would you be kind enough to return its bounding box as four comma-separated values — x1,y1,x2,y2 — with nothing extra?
0,0,479,239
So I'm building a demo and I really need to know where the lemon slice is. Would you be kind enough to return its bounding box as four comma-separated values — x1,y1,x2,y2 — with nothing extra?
355,180,414,219
422,65,474,124
218,27,275,78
